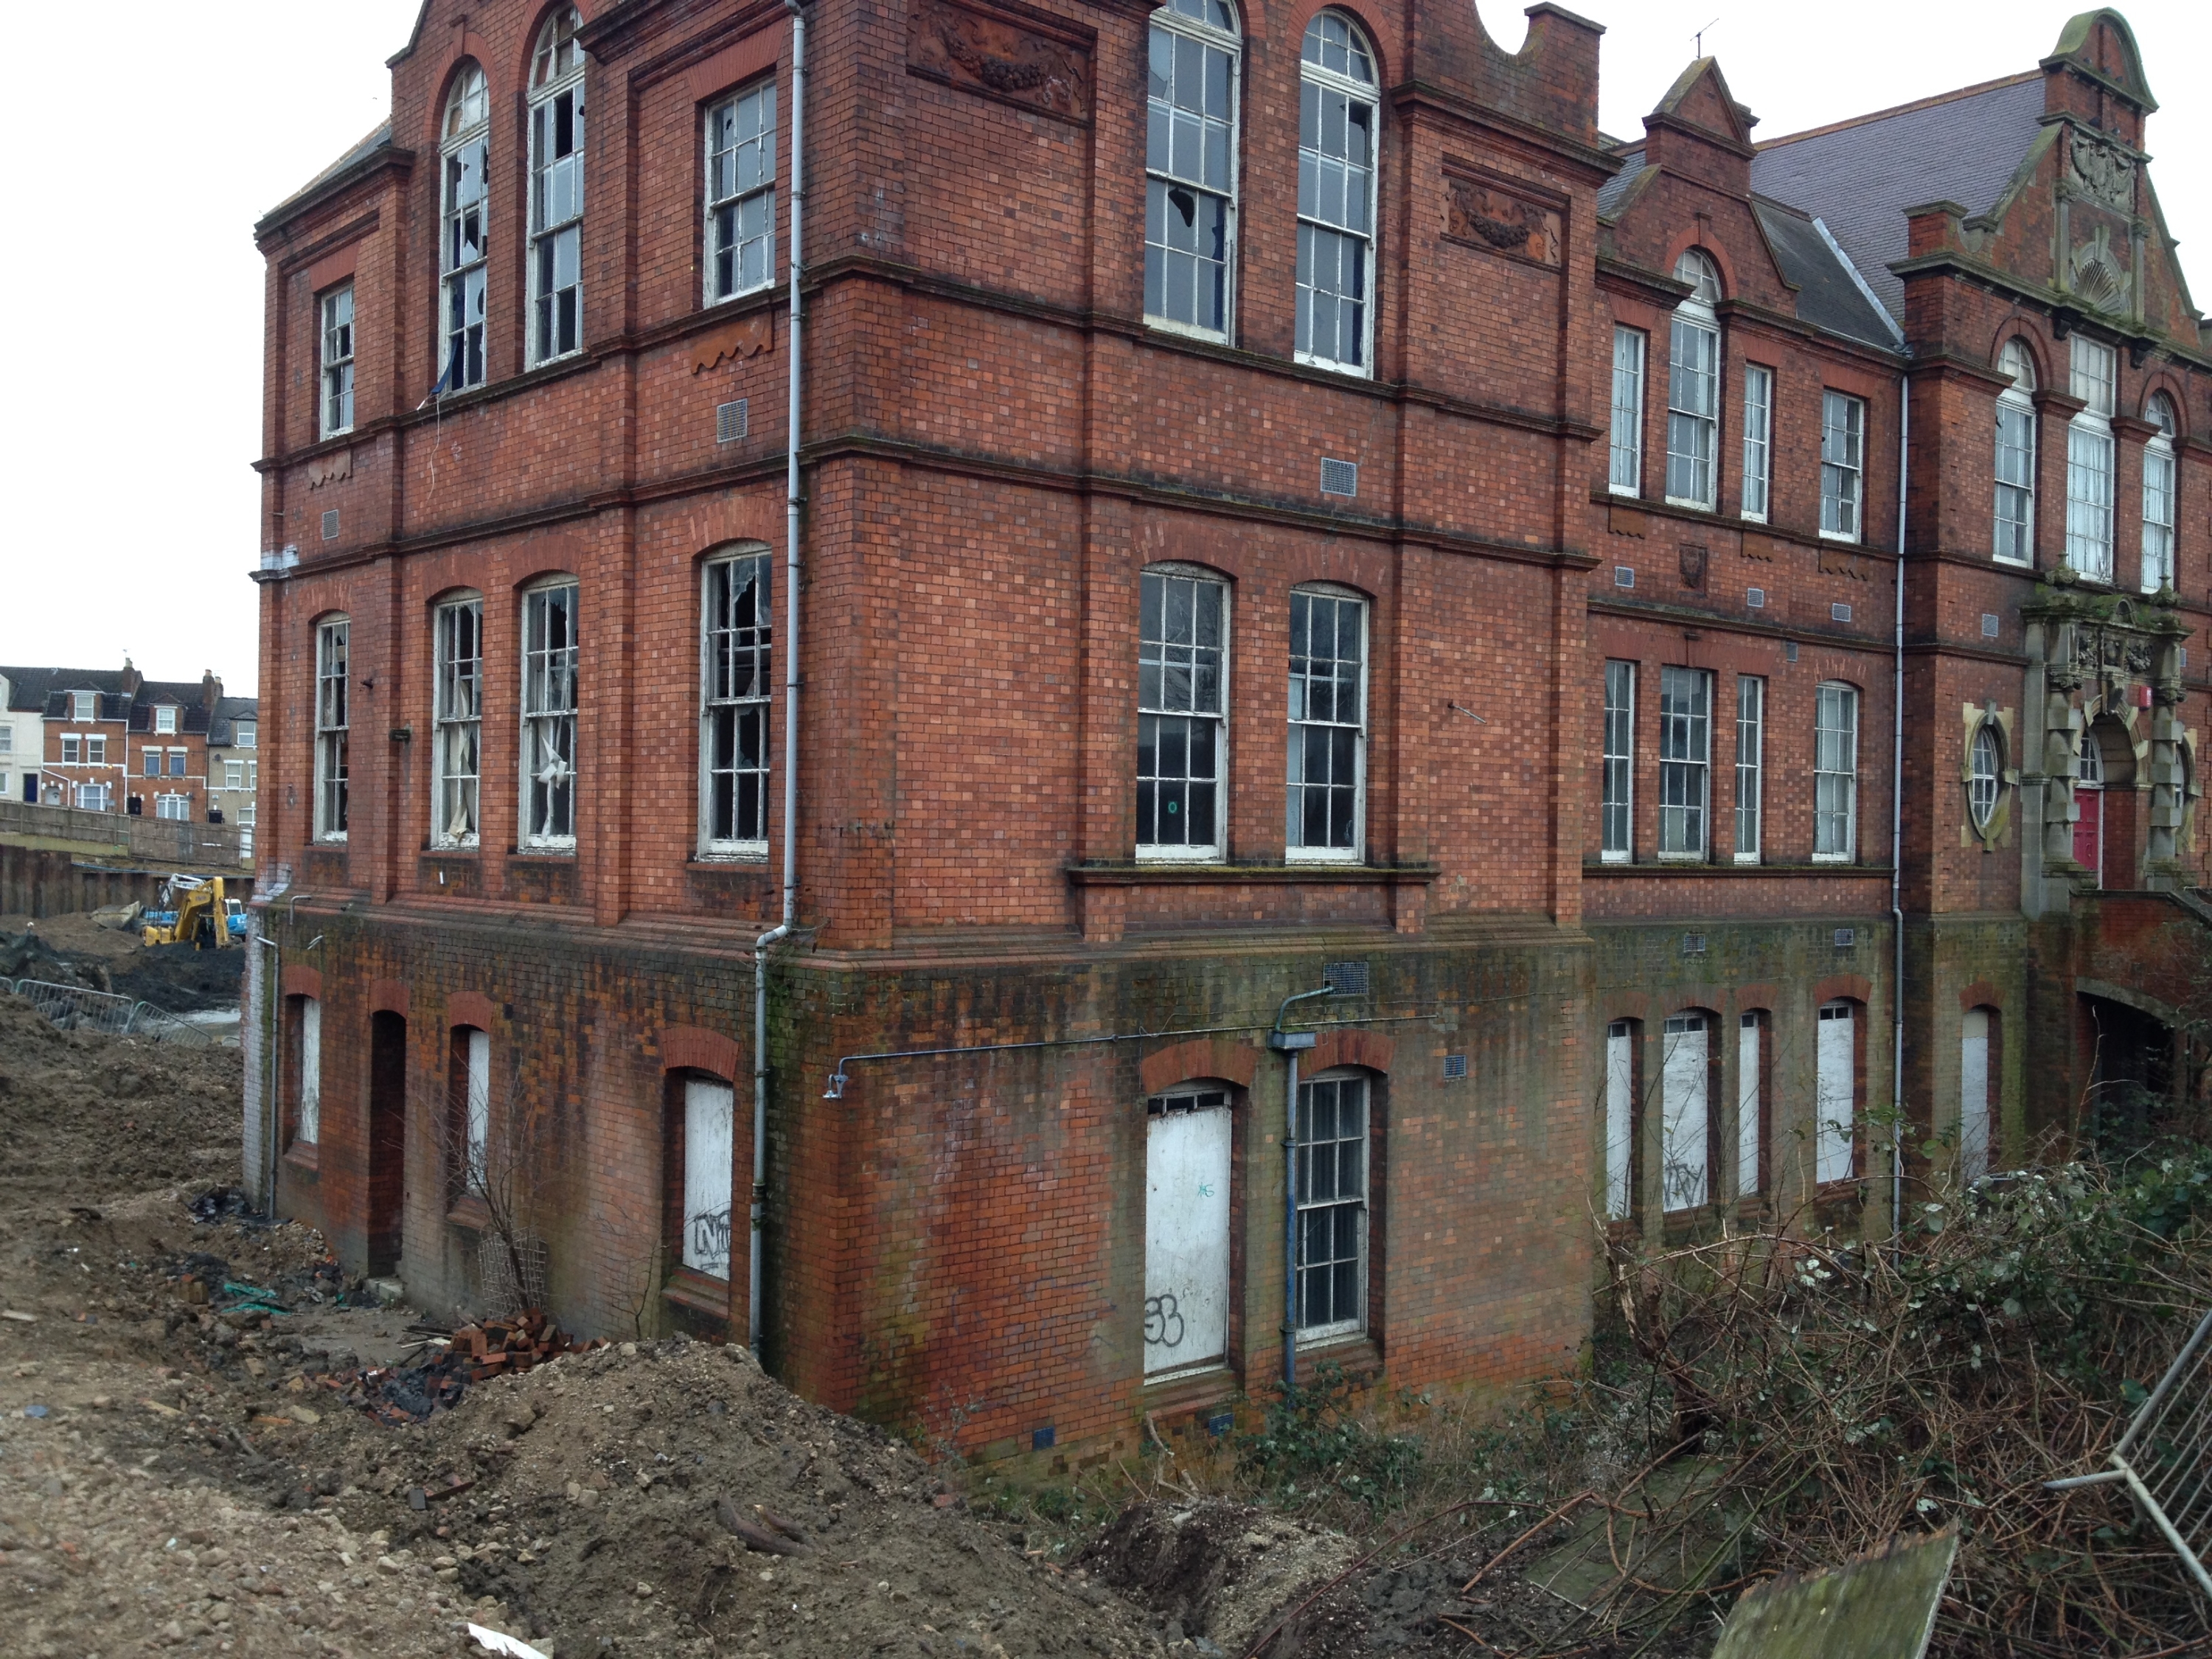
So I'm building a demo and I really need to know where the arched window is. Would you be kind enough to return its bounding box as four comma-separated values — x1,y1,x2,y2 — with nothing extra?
1295,12,1377,375
1138,565,1228,860
1659,1011,1714,1209
315,616,350,842
2143,393,2179,594
1994,339,2037,563
1145,0,1239,340
1144,1082,1233,1374
439,65,491,393
528,7,587,366
700,547,773,856
1968,719,2003,830
1666,250,1722,510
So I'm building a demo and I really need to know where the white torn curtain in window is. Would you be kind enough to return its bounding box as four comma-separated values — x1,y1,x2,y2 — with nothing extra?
522,585,579,847
702,554,771,852
708,83,776,302
437,599,482,846
441,65,490,393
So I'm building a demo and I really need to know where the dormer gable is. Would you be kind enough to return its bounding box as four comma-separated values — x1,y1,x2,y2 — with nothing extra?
2042,10,2154,147
1642,58,1758,196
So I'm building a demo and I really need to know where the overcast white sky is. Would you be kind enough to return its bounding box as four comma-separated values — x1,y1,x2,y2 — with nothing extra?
0,2,2202,698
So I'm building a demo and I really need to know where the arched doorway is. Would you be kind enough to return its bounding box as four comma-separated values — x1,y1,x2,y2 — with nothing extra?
2077,717,2138,888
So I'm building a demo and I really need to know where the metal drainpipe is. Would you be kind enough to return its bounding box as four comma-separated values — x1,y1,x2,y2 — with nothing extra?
1892,373,1910,1250
1269,985,1335,1395
257,932,281,1218
751,0,807,1361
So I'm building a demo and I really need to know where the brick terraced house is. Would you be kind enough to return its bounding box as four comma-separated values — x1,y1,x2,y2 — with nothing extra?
246,1,2211,1461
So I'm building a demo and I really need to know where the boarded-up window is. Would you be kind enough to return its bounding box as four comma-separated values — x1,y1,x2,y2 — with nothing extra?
1605,1020,1634,1218
1737,1011,1766,1198
297,998,321,1145
684,1077,736,1281
1144,1086,1231,1374
1961,1008,1992,1183
1817,1001,1857,1183
462,1029,490,1189
1660,1014,1708,1210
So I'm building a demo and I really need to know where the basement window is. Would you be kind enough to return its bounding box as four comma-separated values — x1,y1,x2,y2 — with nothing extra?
1295,1069,1369,1342
527,8,587,366
293,996,321,1147
521,582,580,849
700,551,772,857
315,618,349,842
434,595,483,848
706,80,776,303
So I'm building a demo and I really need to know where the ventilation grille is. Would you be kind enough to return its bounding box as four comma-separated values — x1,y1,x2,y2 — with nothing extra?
1981,613,2001,639
1831,602,1853,624
1834,928,1857,950
1615,566,1636,589
1324,959,1370,996
1319,457,1358,498
1785,641,1801,664
1681,933,1706,956
717,399,750,444
1442,1053,1468,1080
1745,587,1766,609
320,509,339,541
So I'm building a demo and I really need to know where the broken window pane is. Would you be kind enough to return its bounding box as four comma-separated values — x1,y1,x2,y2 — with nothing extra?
708,81,777,303
1295,15,1377,373
529,60,585,366
321,285,354,438
440,128,490,392
521,584,580,847
702,553,772,852
436,598,482,846
1144,7,1237,336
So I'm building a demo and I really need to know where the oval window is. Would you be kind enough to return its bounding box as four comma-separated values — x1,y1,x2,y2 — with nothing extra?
1969,723,2002,828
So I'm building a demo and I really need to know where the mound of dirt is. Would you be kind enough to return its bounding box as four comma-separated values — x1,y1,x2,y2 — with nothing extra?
1079,1500,1360,1654
0,991,243,1203
109,940,246,1012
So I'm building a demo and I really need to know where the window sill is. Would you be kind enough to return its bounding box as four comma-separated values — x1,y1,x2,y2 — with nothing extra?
282,1141,319,1175
1293,352,1375,382
510,847,577,860
1818,530,1863,546
662,1267,731,1321
1583,859,1890,877
1141,1363,1236,1410
1664,497,1716,513
1144,316,1231,349
1133,849,1226,866
693,850,770,866
1070,862,1436,888
447,1194,492,1232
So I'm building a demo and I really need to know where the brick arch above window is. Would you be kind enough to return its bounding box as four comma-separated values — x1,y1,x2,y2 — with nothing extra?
1813,973,1873,1009
1958,981,2003,1014
1659,235,1739,302
1734,982,1778,1014
281,964,324,1001
1989,325,2051,391
1606,991,1652,1024
369,978,411,1018
662,1025,742,1082
1139,1036,1256,1096
448,990,498,1031
2140,377,2191,439
519,1,594,95
1306,1027,1394,1077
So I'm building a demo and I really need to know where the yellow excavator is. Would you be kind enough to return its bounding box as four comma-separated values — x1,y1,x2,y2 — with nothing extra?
141,876,243,950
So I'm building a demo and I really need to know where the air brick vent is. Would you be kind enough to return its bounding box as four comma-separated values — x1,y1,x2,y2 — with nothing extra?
1982,613,2000,638
1615,566,1635,588
321,509,339,541
1832,602,1853,624
1319,457,1358,498
1746,587,1765,608
1681,933,1706,956
1324,959,1370,996
717,399,750,444
1442,1053,1468,1079
1834,928,1857,950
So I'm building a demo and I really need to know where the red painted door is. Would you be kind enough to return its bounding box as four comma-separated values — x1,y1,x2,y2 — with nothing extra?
2074,787,2103,883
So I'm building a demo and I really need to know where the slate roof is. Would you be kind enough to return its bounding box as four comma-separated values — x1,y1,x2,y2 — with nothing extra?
1752,201,1904,350
261,121,396,226
209,697,262,748
1750,72,2045,323
1596,147,1646,221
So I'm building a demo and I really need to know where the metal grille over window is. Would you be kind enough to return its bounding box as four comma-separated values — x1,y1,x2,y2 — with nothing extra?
1295,13,1377,375
439,65,490,394
529,7,586,366
1601,660,1634,861
1137,570,1225,857
521,583,580,848
1821,390,1865,540
2067,336,2117,581
1658,666,1712,858
1145,0,1239,338
1740,364,1772,521
1295,1072,1366,1338
1666,251,1721,510
1734,674,1763,862
703,554,772,854
2143,394,2179,594
717,399,749,444
1318,457,1357,498
321,509,339,541
1994,340,2037,563
1610,327,1644,495
320,286,355,438
314,619,349,842
435,598,482,846
1285,588,1366,858
1322,959,1368,996
1814,681,1858,860
1969,720,2001,830
707,81,776,302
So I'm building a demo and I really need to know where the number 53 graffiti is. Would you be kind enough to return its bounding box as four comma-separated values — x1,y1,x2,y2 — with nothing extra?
1144,1292,1186,1349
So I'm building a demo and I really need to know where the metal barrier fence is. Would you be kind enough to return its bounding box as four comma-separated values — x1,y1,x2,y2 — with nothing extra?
2048,1302,2212,1601
6,978,214,1048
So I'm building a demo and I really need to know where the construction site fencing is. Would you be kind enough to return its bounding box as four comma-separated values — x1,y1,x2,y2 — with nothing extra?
7,978,214,1048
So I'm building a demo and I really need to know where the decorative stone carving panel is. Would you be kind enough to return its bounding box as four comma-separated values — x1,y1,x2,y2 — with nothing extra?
1441,169,1562,268
2069,133,2134,211
907,0,1091,125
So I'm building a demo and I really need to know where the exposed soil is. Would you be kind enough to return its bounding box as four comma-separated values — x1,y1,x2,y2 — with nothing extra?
0,911,245,1014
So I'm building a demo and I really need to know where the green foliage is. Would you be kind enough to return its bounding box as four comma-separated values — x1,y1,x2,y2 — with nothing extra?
1235,1361,1425,1508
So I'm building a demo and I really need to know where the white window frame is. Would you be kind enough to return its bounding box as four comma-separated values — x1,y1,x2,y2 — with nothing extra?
154,704,177,735
2142,394,2178,594
439,63,491,394
1601,660,1635,862
60,735,80,764
1815,1000,1857,1185
526,8,587,368
1659,1012,1709,1211
1137,565,1229,862
705,80,777,305
73,783,110,811
155,792,190,821
681,1074,737,1280
1665,251,1722,511
1739,363,1772,521
1968,720,2002,830
166,747,187,779
1656,665,1712,859
86,736,107,766
1284,585,1367,863
1293,1067,1369,1343
236,722,257,749
297,997,321,1146
434,594,484,849
1293,11,1379,378
1736,1010,1764,1199
520,581,580,850
1813,681,1858,861
0,723,12,756
1994,340,2036,565
700,550,773,858
1733,674,1763,863
1820,389,1865,542
1145,0,1241,344
320,284,355,439
1609,327,1645,495
2066,335,2118,582
72,691,96,721
314,617,349,843
1604,1020,1634,1219
224,759,246,791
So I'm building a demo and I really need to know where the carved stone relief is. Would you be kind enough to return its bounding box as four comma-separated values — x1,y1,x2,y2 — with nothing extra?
2069,132,2134,211
1441,173,1562,268
907,0,1091,124
2069,223,2132,316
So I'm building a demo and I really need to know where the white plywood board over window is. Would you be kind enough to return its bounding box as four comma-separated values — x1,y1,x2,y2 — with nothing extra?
684,1077,736,1281
1145,1091,1231,1375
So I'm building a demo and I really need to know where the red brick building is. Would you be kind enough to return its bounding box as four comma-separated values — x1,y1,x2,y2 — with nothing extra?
246,1,2209,1461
